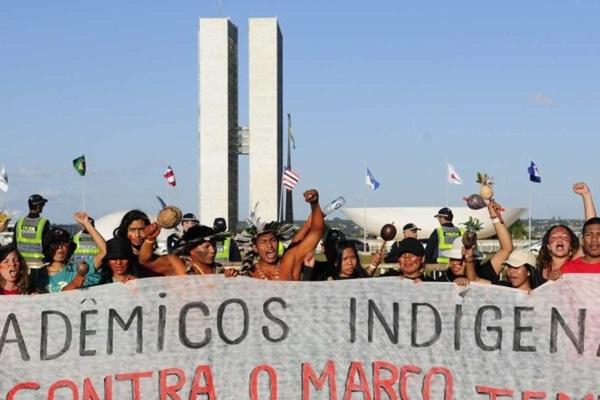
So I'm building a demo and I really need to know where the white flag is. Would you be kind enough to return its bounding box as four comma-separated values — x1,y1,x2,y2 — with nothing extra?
447,163,463,185
0,164,8,192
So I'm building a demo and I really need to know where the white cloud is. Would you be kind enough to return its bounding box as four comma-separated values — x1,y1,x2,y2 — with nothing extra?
529,93,556,107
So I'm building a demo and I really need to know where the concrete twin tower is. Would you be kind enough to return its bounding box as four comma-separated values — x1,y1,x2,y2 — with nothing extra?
199,18,283,229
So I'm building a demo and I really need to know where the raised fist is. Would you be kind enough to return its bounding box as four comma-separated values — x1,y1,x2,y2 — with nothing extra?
572,182,590,196
303,189,319,204
143,222,161,241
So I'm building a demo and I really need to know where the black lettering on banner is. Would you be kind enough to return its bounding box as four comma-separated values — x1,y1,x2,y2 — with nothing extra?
350,297,356,343
550,307,585,355
41,310,72,361
179,301,211,348
80,309,98,356
411,303,441,348
513,307,536,352
475,305,502,351
368,300,399,344
107,306,143,354
0,313,30,361
158,304,166,352
262,297,289,343
454,304,462,351
217,299,249,345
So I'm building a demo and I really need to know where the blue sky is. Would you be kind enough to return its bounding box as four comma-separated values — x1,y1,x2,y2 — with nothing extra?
1,0,599,223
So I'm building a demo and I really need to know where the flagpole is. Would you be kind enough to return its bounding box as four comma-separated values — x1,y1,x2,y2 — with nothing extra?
445,161,449,207
528,182,532,246
82,176,86,213
279,178,285,222
363,165,368,248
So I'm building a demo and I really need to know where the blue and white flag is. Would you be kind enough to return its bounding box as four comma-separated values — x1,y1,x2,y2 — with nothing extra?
365,167,380,190
528,161,541,183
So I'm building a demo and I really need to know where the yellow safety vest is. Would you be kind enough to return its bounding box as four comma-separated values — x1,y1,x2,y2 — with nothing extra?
73,232,100,264
15,216,47,267
436,226,464,264
215,238,231,261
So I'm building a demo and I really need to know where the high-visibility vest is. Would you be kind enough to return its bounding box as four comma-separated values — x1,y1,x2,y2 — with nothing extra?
436,226,464,264
277,241,285,257
215,238,231,261
15,216,47,268
72,232,100,264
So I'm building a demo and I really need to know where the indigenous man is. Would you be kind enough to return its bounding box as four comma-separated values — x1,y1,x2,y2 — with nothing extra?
238,189,324,281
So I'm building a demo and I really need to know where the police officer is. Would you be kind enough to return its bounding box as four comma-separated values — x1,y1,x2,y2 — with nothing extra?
167,213,199,254
213,217,241,263
425,207,463,265
13,194,51,269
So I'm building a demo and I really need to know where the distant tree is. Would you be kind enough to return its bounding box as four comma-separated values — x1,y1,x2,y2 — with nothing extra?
509,219,528,239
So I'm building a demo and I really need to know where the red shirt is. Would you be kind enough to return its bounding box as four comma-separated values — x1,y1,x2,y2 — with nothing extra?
0,288,20,295
562,257,600,274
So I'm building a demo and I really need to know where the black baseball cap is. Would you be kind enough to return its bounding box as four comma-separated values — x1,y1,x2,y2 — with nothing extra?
182,213,199,223
434,207,453,219
402,223,421,231
28,194,48,206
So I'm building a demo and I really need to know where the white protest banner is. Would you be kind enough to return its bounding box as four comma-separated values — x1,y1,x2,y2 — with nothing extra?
1,275,599,399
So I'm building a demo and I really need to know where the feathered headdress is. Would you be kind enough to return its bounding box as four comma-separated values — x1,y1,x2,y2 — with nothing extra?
235,203,297,272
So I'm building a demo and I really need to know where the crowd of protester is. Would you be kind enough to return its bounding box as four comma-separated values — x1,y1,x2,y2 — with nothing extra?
0,183,598,296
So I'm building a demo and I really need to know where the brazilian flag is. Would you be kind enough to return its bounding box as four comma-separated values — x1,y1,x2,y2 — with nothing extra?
73,155,86,176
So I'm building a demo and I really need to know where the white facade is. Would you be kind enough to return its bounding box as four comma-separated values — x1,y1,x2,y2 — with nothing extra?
248,18,283,222
341,207,527,240
198,18,239,227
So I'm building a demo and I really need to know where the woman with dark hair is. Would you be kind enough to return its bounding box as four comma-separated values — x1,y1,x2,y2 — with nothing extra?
535,182,595,282
536,224,579,282
331,240,370,280
0,245,29,295
113,210,151,251
466,249,538,292
31,212,105,293
113,210,168,278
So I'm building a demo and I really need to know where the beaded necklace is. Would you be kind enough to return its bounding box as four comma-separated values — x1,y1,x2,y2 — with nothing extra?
254,262,279,280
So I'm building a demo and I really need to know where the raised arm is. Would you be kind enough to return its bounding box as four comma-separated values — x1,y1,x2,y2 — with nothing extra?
74,212,107,269
487,200,513,274
572,182,595,259
279,189,325,281
289,214,312,246
139,223,187,276
573,182,596,220
464,247,492,284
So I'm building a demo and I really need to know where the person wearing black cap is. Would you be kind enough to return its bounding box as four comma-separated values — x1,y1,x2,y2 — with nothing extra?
424,207,463,265
13,194,51,269
174,225,238,276
380,238,433,283
30,212,105,293
384,223,421,263
99,237,137,284
166,213,199,254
